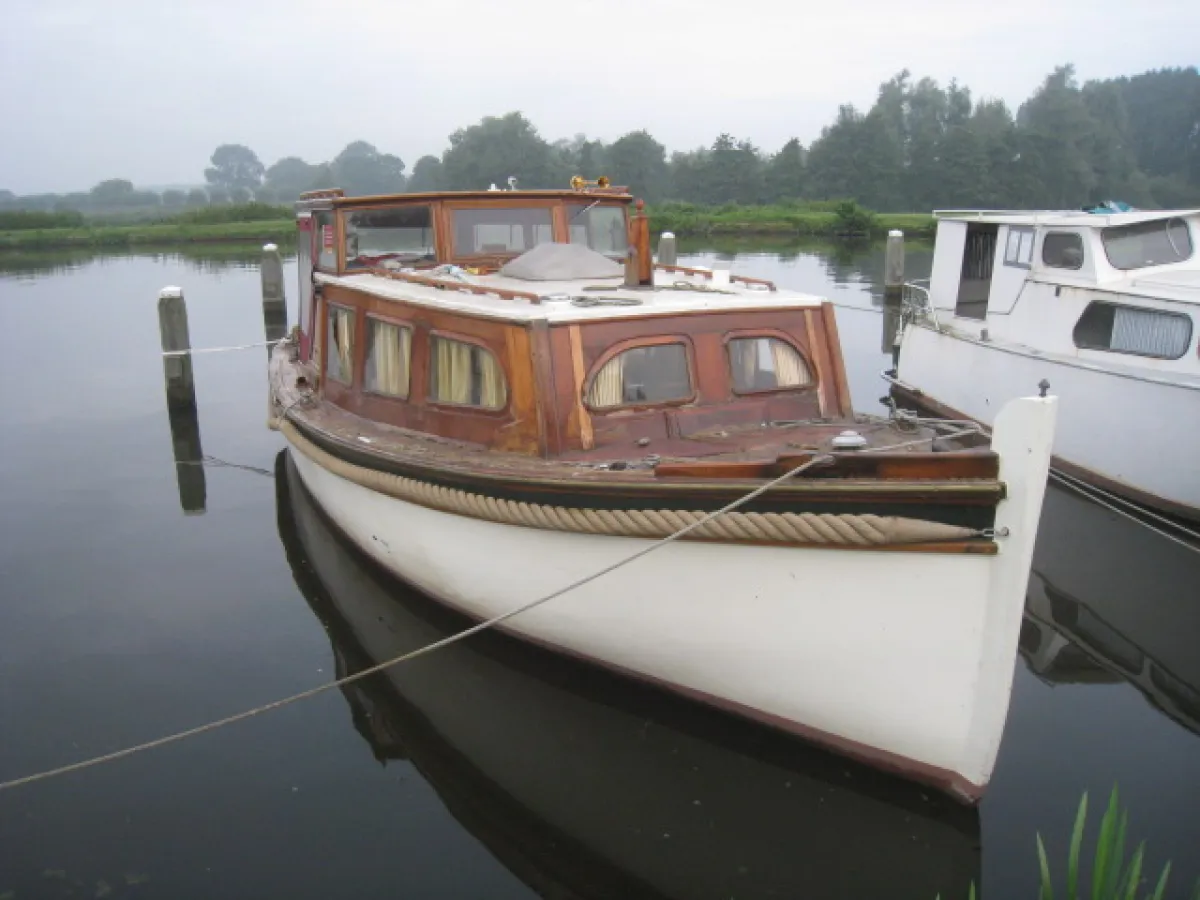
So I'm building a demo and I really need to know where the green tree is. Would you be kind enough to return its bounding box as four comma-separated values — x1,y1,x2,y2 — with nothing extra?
329,141,406,196
441,112,560,190
407,154,444,192
607,130,668,203
186,188,208,206
806,106,866,201
264,156,324,199
1014,66,1098,208
205,144,265,193
767,138,806,201
161,189,187,207
89,178,136,207
229,186,252,203
207,186,230,204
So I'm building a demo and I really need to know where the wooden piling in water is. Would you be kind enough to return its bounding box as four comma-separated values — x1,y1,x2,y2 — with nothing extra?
657,231,677,267
261,243,288,357
882,230,905,355
157,286,205,513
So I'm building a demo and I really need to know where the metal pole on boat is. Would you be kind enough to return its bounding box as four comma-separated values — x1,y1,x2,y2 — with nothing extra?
157,286,206,514
882,230,905,356
657,231,678,267
261,243,288,359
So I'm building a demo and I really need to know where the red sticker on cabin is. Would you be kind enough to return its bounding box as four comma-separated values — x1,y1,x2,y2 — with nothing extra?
322,225,334,250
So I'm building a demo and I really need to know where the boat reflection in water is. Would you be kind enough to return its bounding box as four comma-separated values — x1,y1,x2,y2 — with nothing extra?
1020,481,1200,736
275,452,982,900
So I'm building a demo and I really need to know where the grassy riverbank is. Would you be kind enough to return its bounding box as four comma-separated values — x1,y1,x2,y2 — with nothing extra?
0,201,934,251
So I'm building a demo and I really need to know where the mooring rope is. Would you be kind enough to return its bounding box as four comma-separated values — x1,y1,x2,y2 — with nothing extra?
162,339,285,357
0,451,835,793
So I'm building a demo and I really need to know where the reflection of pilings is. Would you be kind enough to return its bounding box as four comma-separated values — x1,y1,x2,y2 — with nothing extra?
882,230,905,357
261,243,288,361
158,286,206,514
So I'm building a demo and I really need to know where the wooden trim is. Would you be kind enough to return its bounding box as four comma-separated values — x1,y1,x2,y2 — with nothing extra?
820,301,854,416
368,267,543,304
802,309,832,416
333,189,634,208
656,263,777,291
656,451,1000,482
567,325,594,450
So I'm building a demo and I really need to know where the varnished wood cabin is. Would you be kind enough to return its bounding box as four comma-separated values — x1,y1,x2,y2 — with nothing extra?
293,184,854,462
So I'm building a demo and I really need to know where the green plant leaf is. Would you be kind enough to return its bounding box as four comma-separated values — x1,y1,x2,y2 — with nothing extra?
1069,792,1088,900
1038,833,1056,900
1119,843,1144,900
1148,862,1171,900
1093,787,1120,899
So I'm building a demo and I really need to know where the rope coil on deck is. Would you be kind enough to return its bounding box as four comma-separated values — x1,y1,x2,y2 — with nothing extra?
279,419,978,546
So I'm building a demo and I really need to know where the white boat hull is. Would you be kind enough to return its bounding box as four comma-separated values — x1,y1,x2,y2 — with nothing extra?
896,323,1200,518
283,396,1056,800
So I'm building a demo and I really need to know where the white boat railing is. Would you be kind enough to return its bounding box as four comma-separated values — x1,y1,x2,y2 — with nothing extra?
902,279,941,331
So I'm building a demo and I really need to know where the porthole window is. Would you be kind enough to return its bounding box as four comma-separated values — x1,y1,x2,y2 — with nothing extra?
364,318,412,398
1073,302,1192,359
429,336,507,409
587,343,692,409
1042,232,1085,270
727,337,813,393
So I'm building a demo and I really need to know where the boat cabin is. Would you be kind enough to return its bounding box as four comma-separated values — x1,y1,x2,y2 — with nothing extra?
918,209,1200,372
291,186,851,460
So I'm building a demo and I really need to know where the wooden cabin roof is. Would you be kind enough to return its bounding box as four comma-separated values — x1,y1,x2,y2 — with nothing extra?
298,188,633,211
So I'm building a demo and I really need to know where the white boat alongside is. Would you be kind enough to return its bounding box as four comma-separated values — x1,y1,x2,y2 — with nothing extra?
891,208,1200,521
269,183,1058,801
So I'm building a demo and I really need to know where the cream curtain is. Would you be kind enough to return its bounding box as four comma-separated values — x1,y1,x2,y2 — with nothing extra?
769,339,811,387
335,308,354,382
367,321,411,397
588,354,625,408
478,350,506,409
433,338,473,404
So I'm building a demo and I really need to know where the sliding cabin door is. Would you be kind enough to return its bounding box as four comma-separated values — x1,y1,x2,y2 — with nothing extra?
954,224,999,320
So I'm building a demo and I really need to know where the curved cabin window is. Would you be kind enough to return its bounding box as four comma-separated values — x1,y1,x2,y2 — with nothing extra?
587,343,692,409
1042,232,1085,270
1102,218,1193,269
345,206,435,270
728,337,813,393
364,318,412,398
326,305,356,384
567,203,628,256
429,336,507,409
1073,301,1192,359
452,207,553,256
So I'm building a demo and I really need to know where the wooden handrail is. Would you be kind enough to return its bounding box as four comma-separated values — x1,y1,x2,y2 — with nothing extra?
656,264,777,291
368,268,544,304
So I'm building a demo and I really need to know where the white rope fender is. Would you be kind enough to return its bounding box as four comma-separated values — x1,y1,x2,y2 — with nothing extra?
279,419,979,547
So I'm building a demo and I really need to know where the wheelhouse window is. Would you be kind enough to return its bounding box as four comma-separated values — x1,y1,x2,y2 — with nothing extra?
315,210,337,271
728,337,813,393
1003,226,1035,268
326,305,356,384
1042,232,1085,270
567,203,629,256
587,343,692,409
429,336,507,409
1073,302,1192,359
345,206,435,270
452,207,554,256
364,318,412,398
1102,218,1193,270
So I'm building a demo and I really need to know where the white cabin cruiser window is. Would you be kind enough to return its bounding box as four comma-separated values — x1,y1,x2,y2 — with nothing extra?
429,336,507,409
587,343,692,409
364,318,412,398
452,207,554,255
1073,301,1192,359
325,305,356,384
567,203,629,256
344,206,435,270
1042,232,1085,269
1102,218,1193,269
727,337,813,393
1003,226,1035,268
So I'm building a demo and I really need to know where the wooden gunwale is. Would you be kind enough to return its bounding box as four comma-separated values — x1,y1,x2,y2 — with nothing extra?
657,263,777,291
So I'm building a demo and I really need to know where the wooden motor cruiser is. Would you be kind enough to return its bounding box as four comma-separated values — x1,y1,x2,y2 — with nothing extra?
267,181,1058,801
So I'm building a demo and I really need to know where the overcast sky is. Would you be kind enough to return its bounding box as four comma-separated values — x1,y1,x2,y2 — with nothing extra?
2,0,1197,194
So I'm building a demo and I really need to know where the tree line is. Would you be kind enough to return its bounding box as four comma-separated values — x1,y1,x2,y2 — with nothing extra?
3,64,1197,219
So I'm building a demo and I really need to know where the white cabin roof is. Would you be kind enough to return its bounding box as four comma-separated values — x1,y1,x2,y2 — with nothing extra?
933,209,1200,228
315,270,826,323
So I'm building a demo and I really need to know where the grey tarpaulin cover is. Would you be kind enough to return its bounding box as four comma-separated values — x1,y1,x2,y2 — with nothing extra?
499,243,624,281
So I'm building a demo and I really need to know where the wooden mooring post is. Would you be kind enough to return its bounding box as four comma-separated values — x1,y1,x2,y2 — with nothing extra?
882,229,905,357
261,243,288,357
657,231,677,267
157,286,206,514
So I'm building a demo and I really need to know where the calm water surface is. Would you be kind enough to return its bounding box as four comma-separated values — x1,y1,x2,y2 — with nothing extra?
1,244,1197,899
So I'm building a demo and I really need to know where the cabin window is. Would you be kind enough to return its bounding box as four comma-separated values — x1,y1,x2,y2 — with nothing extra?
364,318,412,398
315,210,337,270
567,203,629,256
1003,226,1035,268
428,337,507,409
1073,302,1192,359
452,207,554,255
1042,232,1085,270
1102,217,1193,270
727,337,813,393
325,305,356,384
345,206,435,270
587,343,692,409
